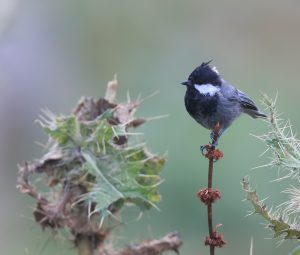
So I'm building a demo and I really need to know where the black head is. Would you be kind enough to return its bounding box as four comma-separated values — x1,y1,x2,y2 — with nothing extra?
181,61,221,86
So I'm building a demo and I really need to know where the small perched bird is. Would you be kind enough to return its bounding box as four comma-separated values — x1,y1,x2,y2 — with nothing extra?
181,61,266,142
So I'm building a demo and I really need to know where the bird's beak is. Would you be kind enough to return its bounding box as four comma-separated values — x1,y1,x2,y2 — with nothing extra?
181,80,192,86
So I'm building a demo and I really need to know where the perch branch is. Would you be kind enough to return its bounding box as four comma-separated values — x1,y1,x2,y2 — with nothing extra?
77,237,94,255
105,232,182,255
198,123,226,255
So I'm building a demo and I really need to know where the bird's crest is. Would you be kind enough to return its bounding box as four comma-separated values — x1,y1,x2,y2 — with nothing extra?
201,60,213,67
188,60,221,85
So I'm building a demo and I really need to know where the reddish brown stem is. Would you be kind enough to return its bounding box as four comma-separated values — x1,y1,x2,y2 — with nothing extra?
207,124,219,255
208,156,215,255
198,123,226,255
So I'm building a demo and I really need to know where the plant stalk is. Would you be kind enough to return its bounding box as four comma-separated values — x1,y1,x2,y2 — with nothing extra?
77,237,94,255
207,150,215,255
206,123,220,255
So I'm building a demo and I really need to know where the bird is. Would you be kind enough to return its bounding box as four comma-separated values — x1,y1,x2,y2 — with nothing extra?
181,61,266,144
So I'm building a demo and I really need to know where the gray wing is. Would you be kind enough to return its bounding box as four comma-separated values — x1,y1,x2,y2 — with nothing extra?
220,82,266,118
236,90,266,118
221,81,266,118
237,90,259,111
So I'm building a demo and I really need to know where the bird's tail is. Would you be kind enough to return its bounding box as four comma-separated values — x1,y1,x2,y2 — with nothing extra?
244,109,267,119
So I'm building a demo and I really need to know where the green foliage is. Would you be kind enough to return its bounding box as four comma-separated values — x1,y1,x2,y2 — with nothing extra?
242,94,300,250
82,149,163,214
18,79,166,239
38,96,164,218
254,94,300,179
290,246,300,255
242,178,300,239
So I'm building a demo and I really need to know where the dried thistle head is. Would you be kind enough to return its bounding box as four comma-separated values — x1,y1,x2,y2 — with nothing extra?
17,78,166,249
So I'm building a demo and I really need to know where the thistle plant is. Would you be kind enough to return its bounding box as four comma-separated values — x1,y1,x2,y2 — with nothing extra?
17,78,182,255
242,94,300,250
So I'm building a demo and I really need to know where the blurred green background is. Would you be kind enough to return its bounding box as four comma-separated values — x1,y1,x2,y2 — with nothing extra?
1,1,300,254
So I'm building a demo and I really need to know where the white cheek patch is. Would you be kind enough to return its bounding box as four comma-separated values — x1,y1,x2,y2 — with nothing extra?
194,84,220,96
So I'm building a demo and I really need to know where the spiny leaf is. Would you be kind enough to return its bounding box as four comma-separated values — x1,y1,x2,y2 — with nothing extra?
83,151,125,209
258,94,300,179
17,78,166,248
242,178,300,239
43,115,79,146
290,246,300,255
82,148,163,215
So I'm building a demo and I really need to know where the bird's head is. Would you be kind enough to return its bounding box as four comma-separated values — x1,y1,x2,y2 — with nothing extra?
181,61,221,86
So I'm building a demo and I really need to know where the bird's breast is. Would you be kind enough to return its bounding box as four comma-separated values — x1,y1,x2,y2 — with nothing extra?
184,89,218,117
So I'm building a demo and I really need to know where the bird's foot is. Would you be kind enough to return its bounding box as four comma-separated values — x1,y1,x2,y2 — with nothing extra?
201,123,224,161
210,140,218,147
200,144,211,156
200,144,224,162
210,130,215,140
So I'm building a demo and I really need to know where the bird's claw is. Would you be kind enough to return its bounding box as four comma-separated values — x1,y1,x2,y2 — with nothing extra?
200,144,224,161
210,140,218,147
210,130,215,140
200,144,210,156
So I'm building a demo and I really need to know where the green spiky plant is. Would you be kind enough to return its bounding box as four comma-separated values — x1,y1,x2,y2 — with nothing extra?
242,94,300,254
17,78,181,255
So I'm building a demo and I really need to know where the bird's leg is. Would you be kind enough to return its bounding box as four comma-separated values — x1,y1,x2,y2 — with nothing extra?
201,124,223,155
201,123,224,161
209,130,215,140
210,127,224,146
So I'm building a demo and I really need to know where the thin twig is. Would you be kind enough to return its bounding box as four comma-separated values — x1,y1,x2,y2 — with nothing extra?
198,123,226,255
77,237,94,255
105,232,182,255
207,123,220,255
